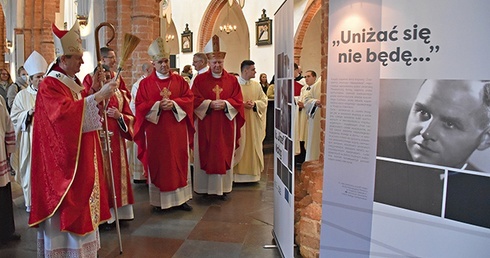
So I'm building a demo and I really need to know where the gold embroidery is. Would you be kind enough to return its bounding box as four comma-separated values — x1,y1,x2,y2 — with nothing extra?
89,137,101,229
213,85,222,100
160,87,171,99
120,136,128,205
115,89,124,111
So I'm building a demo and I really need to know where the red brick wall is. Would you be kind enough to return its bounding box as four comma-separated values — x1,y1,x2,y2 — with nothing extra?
294,0,328,257
104,0,159,87
129,0,159,88
320,1,329,163
295,161,324,258
20,0,57,63
0,4,6,69
40,1,58,62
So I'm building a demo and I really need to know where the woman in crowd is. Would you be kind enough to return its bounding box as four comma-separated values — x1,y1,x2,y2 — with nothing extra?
7,67,29,110
266,75,275,99
0,69,13,105
181,65,193,84
259,73,270,95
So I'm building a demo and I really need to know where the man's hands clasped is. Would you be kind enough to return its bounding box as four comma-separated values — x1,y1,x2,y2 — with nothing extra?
244,100,255,110
159,98,174,111
210,100,226,110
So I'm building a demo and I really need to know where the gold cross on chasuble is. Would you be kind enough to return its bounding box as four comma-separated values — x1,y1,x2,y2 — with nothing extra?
160,87,171,100
213,85,223,100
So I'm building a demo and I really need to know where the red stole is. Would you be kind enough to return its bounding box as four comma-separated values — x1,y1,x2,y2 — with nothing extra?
134,72,194,191
192,70,245,174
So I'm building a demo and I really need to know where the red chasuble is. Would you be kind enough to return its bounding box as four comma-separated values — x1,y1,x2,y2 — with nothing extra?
28,65,111,235
134,72,194,191
82,71,131,100
192,70,245,175
294,81,302,96
82,75,135,209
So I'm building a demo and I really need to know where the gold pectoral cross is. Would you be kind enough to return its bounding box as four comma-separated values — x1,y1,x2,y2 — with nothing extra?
160,87,171,100
213,85,223,100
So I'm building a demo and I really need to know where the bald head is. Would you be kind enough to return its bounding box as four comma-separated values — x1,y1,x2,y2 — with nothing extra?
141,62,153,76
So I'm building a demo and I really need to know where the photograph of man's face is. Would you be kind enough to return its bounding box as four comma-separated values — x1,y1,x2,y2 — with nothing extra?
405,80,490,169
375,79,490,228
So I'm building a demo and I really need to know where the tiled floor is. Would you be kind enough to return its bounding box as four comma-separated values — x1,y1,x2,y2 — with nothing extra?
0,150,291,258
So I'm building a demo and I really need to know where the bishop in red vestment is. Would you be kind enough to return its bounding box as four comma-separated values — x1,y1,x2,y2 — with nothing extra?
192,35,245,197
134,37,195,211
28,21,118,257
29,63,112,233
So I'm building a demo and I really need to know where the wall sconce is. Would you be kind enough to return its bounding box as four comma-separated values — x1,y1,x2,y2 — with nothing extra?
165,34,175,42
220,24,237,34
77,15,88,27
75,0,91,27
5,40,12,50
220,4,237,34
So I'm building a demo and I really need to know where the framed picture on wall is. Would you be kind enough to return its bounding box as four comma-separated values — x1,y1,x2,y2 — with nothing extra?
181,23,193,53
256,9,272,46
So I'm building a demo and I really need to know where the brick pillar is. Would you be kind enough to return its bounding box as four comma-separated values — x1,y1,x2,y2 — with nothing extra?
105,0,118,46
320,0,329,162
0,4,6,68
23,2,32,60
40,1,58,63
294,162,324,258
105,0,158,87
16,0,58,64
129,0,159,89
294,1,328,258
117,0,132,84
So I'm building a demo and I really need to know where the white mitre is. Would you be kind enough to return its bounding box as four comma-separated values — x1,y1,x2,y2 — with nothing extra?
24,51,48,75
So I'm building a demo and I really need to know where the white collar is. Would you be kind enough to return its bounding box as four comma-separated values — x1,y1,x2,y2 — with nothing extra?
198,66,209,74
156,71,170,79
29,84,38,92
238,76,249,85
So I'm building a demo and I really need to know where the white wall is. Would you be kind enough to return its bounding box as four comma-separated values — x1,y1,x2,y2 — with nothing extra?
171,0,295,79
300,10,322,76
